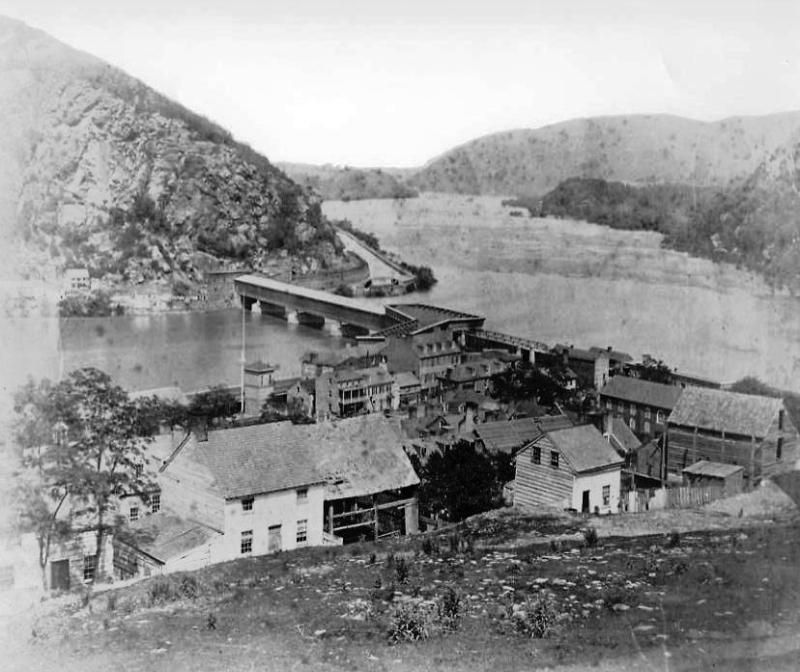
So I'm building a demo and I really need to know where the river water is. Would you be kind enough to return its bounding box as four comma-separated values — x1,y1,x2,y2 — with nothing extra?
2,193,799,417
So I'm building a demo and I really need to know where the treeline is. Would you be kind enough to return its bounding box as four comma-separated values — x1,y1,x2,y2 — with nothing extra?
532,177,800,293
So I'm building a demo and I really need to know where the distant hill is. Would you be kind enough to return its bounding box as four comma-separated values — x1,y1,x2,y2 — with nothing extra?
0,16,344,286
408,113,800,196
278,162,418,201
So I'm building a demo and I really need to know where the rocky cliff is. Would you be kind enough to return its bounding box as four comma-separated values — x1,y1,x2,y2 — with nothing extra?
0,17,343,286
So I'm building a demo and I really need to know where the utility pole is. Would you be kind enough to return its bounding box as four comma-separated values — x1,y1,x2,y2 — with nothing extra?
240,298,246,416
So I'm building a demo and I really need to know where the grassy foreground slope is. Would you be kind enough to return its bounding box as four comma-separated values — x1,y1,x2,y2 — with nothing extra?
7,488,800,672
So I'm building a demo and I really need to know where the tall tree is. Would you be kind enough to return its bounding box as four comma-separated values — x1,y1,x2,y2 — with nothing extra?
13,368,152,588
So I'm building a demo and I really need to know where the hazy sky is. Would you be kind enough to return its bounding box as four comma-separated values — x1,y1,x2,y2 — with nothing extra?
2,0,799,166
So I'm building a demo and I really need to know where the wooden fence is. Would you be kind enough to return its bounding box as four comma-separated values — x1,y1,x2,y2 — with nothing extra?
665,485,726,509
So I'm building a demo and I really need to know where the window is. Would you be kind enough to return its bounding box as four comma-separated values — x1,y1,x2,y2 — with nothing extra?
134,463,143,478
644,421,651,435
550,451,559,469
296,519,308,544
83,555,97,583
656,410,664,424
605,400,612,410
242,497,254,512
629,404,636,417
644,407,651,420
532,446,541,464
129,506,139,522
777,437,784,460
296,488,308,503
602,485,611,506
629,417,635,430
241,530,253,554
151,493,161,514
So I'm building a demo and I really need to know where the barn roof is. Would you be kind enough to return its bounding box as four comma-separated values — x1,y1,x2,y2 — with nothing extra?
668,386,784,438
600,376,683,410
682,460,744,479
163,416,418,501
607,416,642,455
541,424,624,474
128,513,222,563
476,415,573,454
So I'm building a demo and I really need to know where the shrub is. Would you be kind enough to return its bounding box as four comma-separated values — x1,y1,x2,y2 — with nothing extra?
105,592,117,612
421,537,434,556
666,530,681,548
510,594,559,638
438,588,461,631
395,558,409,584
582,527,598,548
334,283,354,298
387,601,436,644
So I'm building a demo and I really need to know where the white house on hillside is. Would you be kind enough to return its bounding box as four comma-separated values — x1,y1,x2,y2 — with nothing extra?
513,424,623,514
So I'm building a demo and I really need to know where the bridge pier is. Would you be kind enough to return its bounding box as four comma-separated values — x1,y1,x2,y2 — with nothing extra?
286,310,299,324
324,317,342,336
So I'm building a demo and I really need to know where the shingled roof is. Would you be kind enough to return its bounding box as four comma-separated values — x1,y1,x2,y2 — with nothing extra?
543,425,624,473
600,376,683,410
476,415,573,454
668,386,784,438
164,416,419,501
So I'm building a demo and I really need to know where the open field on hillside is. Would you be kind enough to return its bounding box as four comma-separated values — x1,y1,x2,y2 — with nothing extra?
5,488,799,672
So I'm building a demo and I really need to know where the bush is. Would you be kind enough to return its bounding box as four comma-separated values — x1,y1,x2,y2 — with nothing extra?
334,283,354,298
510,594,559,638
438,588,461,631
387,601,436,644
666,530,681,548
583,527,599,548
395,558,409,584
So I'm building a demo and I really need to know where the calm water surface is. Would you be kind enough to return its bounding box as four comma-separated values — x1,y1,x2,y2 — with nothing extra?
3,193,800,412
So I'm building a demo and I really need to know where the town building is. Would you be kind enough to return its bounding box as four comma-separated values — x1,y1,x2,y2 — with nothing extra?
242,360,276,415
513,424,624,514
314,364,398,420
439,356,510,394
145,415,419,566
300,343,387,379
545,345,610,390
473,415,573,455
599,376,683,441
666,386,798,483
63,268,90,292
681,461,745,497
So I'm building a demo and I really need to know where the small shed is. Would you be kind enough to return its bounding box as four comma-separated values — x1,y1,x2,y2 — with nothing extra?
682,460,744,496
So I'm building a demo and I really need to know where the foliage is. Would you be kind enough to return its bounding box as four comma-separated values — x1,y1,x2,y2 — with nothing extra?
537,176,800,293
418,441,503,522
335,219,383,251
404,264,437,292
12,368,153,588
729,376,800,431
583,527,599,548
633,360,674,384
387,600,437,644
147,574,200,606
58,290,122,318
188,386,240,426
438,587,462,631
508,594,559,638
490,360,568,407
333,283,355,297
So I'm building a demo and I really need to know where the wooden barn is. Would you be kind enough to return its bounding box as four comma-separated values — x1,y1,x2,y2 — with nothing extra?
513,424,623,514
666,386,798,484
681,460,744,497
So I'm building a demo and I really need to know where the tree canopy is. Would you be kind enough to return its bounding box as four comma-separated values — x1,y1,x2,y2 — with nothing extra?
13,368,153,587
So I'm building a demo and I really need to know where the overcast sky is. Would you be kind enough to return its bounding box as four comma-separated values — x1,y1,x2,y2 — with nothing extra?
2,0,799,166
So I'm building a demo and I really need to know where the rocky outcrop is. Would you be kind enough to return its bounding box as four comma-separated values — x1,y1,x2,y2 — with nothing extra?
0,16,344,285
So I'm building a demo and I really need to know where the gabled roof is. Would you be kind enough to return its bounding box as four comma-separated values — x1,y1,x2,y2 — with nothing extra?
588,346,633,363
668,386,784,438
535,424,624,473
395,371,421,389
607,416,642,455
302,343,387,368
682,460,744,478
476,415,573,454
600,376,683,410
162,416,419,501
127,513,222,563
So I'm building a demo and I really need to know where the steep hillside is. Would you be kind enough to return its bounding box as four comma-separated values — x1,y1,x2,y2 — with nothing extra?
409,113,800,196
278,162,417,201
0,17,344,286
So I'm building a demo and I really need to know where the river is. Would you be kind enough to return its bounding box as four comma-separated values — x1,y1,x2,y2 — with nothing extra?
2,192,799,419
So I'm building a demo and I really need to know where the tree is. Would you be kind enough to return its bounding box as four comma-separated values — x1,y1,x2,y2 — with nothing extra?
490,361,567,407
13,368,152,589
418,441,502,522
188,385,240,426
635,360,674,385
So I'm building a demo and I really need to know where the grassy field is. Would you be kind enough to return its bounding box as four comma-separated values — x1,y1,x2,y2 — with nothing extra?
6,497,800,672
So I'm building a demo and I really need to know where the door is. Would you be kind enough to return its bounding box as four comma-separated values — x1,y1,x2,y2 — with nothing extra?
268,525,282,553
50,559,70,591
581,490,590,514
